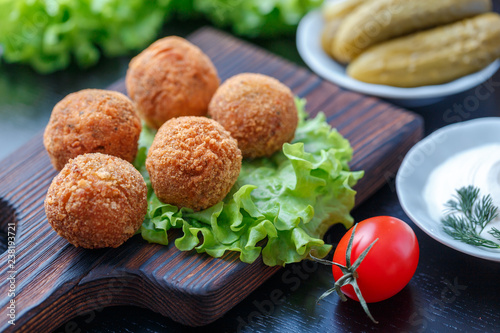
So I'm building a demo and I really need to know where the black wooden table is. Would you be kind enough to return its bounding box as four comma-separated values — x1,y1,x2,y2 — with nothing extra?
1,4,500,332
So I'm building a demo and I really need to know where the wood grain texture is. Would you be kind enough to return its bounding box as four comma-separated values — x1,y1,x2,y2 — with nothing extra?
0,27,423,332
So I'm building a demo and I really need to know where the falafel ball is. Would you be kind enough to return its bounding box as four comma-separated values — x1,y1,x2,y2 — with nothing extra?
126,36,220,129
43,89,142,171
208,73,298,159
45,153,147,249
146,117,242,212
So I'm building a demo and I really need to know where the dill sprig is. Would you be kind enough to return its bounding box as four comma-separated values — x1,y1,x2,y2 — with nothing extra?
441,186,500,249
489,227,500,240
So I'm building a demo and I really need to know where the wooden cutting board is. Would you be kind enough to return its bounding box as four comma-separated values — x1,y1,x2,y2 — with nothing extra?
0,27,423,332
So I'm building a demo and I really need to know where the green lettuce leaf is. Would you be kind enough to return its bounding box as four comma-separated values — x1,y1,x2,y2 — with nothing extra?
193,0,323,37
0,0,171,73
136,98,363,266
0,0,323,73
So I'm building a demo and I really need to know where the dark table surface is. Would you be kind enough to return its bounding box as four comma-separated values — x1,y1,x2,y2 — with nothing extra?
2,3,500,333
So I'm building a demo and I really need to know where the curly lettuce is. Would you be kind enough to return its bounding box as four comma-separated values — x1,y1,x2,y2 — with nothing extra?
0,0,323,73
0,0,171,73
135,99,363,266
193,0,323,37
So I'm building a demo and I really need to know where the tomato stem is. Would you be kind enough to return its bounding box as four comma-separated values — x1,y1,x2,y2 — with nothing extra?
309,224,379,324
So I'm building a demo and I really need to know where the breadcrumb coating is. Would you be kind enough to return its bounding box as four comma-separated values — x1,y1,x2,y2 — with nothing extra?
43,89,142,171
146,117,242,211
208,73,298,158
126,36,220,129
44,153,147,249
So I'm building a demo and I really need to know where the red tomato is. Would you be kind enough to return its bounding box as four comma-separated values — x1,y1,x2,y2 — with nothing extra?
332,216,419,303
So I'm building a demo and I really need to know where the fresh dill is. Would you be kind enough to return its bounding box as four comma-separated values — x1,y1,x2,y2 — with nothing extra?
441,185,500,249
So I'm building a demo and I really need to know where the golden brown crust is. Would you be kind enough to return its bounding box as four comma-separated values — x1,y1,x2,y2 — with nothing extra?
208,73,298,159
43,89,142,171
126,36,220,129
44,153,147,249
146,117,242,211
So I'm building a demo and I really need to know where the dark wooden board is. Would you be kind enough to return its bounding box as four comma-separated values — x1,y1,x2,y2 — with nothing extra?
0,27,423,332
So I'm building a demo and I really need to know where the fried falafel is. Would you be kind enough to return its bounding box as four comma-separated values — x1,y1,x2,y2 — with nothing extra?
146,116,242,212
45,153,147,249
208,73,298,159
126,36,220,129
43,89,142,171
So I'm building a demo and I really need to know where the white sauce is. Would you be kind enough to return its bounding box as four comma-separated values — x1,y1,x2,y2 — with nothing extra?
423,143,500,242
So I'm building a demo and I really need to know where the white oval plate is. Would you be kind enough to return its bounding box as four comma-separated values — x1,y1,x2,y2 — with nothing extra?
396,118,500,262
296,9,500,104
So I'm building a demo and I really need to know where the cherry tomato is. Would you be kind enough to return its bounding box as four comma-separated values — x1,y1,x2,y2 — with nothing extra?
332,216,419,303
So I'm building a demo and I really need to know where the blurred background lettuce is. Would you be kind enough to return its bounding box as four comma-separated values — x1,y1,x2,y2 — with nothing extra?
0,0,322,73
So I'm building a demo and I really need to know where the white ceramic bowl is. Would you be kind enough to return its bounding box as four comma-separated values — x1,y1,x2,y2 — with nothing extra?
396,118,500,262
296,9,500,107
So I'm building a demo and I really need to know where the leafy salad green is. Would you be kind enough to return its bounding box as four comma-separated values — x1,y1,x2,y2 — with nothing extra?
0,0,171,73
0,0,323,73
194,0,323,37
134,99,363,266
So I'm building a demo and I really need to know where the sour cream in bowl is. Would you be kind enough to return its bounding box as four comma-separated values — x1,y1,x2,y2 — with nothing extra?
424,144,500,245
396,118,500,261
